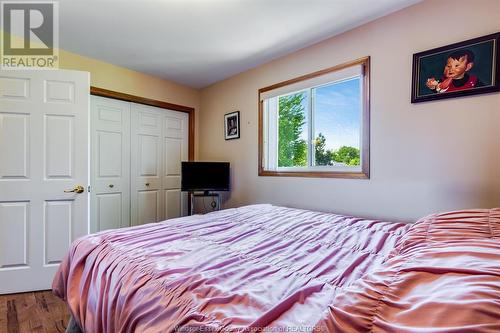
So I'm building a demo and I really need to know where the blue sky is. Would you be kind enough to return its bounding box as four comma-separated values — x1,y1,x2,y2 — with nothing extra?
314,77,361,150
291,77,361,150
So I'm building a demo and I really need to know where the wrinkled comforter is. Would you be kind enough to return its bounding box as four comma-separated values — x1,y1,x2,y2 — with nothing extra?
53,205,500,332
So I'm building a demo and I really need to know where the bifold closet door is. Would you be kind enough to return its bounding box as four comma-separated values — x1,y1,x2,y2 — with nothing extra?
130,103,188,225
90,96,131,232
130,104,163,225
163,112,189,219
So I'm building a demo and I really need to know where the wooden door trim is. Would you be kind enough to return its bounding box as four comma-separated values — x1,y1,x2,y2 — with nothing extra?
90,86,195,161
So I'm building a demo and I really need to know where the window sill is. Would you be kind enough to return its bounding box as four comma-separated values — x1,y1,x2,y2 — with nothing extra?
258,169,369,179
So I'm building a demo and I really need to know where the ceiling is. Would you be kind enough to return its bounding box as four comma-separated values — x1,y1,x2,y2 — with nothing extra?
59,0,421,88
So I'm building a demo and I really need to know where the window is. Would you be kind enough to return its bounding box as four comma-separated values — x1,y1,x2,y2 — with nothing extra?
259,57,370,178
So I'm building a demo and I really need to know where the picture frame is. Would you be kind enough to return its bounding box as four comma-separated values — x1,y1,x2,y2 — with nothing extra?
411,32,500,103
224,111,240,140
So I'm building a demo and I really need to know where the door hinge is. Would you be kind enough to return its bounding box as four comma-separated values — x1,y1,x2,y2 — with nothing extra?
87,185,91,193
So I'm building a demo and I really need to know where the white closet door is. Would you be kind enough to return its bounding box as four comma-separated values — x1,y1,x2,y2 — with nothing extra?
163,111,188,219
90,96,130,232
0,70,89,294
130,103,163,225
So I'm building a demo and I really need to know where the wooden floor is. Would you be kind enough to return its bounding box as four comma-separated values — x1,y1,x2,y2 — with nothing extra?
0,291,70,333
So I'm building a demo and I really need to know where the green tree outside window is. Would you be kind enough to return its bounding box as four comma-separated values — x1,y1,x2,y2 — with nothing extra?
278,93,360,167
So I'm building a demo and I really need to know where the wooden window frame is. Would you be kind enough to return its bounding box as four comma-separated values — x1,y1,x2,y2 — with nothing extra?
258,56,370,179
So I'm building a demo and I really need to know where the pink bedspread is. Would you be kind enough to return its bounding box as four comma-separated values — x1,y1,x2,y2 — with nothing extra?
52,205,500,332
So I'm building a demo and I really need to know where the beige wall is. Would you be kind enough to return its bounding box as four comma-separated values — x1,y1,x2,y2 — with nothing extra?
199,0,500,221
59,50,199,111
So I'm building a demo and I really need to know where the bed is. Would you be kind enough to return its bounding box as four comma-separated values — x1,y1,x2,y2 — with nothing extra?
53,205,500,332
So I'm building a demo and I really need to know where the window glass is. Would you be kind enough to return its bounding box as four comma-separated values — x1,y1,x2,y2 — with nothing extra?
278,91,309,167
313,77,361,167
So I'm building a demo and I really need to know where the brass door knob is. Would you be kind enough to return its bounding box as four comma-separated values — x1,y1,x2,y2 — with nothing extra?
64,185,85,194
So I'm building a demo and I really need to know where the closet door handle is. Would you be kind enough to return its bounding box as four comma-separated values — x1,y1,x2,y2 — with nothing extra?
108,184,114,188
145,183,150,187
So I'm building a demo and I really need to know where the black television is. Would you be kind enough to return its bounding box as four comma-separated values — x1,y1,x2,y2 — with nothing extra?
181,162,230,192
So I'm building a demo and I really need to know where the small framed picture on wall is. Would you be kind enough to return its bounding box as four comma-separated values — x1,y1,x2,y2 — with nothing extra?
411,32,500,103
224,111,240,140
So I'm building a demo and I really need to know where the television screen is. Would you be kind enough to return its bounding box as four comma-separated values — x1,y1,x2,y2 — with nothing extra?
181,162,230,191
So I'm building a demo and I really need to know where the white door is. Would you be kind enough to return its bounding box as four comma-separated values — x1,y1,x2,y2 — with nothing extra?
130,103,162,225
163,112,188,219
90,96,130,232
130,103,188,225
0,70,89,294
